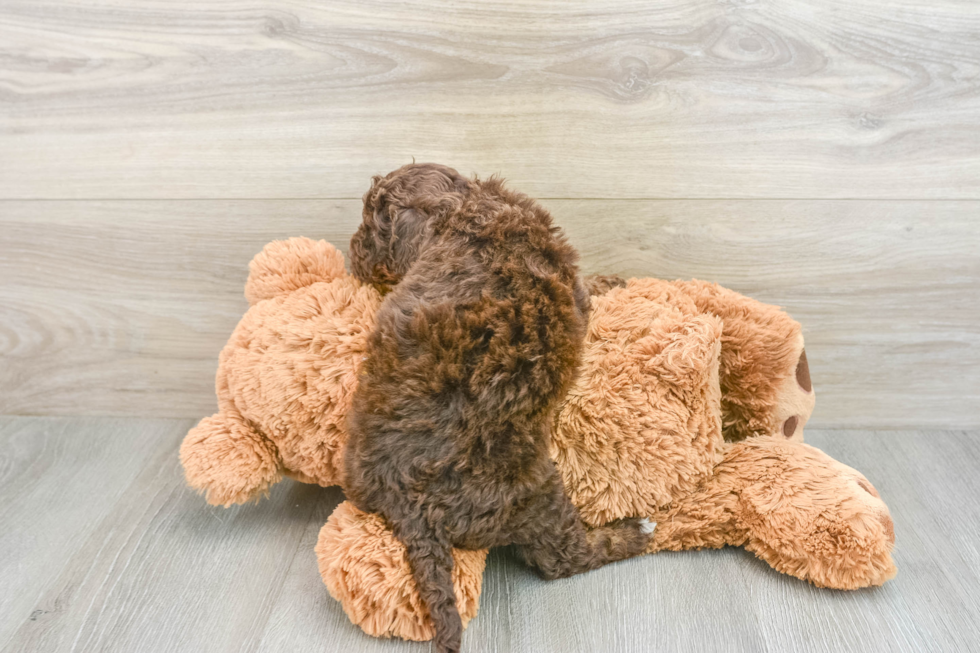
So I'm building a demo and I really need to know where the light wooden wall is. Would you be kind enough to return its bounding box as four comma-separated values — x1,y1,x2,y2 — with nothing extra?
1,0,978,427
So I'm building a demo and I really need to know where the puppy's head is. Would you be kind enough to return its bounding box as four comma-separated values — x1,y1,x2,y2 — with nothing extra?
350,163,471,289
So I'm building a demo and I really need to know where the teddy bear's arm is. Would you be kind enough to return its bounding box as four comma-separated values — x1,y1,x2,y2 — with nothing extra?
179,409,282,507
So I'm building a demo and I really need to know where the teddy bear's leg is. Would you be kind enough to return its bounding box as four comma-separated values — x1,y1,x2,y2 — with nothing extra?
649,438,896,589
734,439,896,588
180,410,283,507
669,280,814,442
644,463,744,554
700,439,895,588
316,501,487,642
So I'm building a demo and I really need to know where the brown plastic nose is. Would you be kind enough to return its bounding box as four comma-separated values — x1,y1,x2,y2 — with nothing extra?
782,415,798,437
796,349,812,392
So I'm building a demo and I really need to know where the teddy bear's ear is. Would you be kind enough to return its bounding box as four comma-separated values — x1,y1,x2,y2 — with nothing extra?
244,237,348,305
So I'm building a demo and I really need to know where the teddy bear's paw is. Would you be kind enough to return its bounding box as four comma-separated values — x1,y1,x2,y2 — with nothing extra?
316,502,487,641
668,279,814,444
179,413,282,507
245,237,348,305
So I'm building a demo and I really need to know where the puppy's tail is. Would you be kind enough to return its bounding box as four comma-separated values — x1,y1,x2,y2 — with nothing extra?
394,519,462,653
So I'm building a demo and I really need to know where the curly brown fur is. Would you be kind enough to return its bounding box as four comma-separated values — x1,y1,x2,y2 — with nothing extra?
581,273,627,297
344,164,650,653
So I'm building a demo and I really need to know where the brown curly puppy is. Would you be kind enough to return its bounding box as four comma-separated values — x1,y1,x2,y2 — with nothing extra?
344,164,651,653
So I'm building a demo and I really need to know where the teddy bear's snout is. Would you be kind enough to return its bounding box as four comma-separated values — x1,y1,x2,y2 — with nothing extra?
782,415,799,437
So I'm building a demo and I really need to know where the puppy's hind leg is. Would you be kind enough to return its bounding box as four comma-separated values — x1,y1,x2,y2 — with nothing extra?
391,517,463,653
512,472,651,580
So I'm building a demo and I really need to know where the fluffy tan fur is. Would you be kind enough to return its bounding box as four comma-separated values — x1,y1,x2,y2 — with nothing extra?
669,280,815,442
548,277,894,588
553,279,727,527
647,439,896,588
181,237,895,642
181,238,380,505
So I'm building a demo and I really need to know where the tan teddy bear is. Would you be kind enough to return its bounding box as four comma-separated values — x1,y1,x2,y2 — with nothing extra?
180,237,896,643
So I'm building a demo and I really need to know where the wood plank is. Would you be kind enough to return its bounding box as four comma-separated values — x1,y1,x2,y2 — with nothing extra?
0,200,351,419
250,486,432,653
2,199,976,428
749,430,980,653
0,416,193,649
2,0,980,199
3,422,978,652
3,416,326,653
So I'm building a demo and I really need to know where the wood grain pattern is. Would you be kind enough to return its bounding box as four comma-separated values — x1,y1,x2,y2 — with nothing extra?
1,418,978,652
0,417,193,649
2,417,328,653
2,199,977,428
2,0,979,199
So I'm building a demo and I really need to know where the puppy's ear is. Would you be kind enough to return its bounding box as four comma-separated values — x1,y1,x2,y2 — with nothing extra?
350,176,396,286
351,164,471,287
368,176,395,228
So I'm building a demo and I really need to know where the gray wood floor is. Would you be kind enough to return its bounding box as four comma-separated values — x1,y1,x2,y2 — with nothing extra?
2,416,978,653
